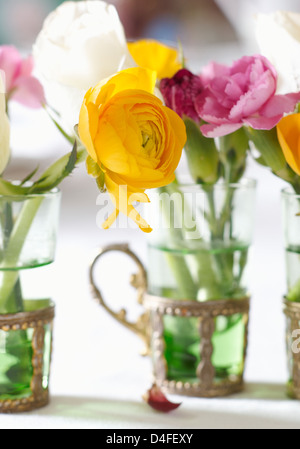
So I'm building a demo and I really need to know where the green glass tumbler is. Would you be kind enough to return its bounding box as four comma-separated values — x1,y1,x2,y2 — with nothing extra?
282,187,300,399
90,180,256,398
145,180,256,396
0,189,60,412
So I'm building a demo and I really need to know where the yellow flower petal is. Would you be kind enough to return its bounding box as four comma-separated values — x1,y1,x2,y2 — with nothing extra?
128,39,182,79
277,113,300,175
78,95,99,162
93,67,157,105
102,209,120,230
105,173,152,233
78,67,186,232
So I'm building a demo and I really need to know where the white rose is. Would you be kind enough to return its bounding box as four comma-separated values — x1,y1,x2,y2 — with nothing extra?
256,11,300,94
0,73,10,174
33,0,135,135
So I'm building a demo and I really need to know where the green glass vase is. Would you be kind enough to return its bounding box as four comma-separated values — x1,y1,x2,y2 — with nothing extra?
0,189,60,412
282,187,300,399
146,180,256,396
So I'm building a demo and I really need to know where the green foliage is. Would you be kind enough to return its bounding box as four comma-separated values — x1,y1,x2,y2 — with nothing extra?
246,127,286,173
86,155,106,193
184,118,220,184
247,127,300,192
0,140,87,196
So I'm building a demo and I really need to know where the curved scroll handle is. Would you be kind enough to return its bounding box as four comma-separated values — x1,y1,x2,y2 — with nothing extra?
89,244,151,356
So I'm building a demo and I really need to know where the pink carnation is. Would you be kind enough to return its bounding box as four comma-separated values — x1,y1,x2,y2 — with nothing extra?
0,45,45,109
196,55,300,137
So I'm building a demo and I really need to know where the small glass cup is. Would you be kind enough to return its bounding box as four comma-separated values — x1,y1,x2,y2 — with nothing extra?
0,189,60,412
90,180,257,397
282,187,300,399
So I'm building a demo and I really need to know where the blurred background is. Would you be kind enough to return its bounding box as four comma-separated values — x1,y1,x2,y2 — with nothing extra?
2,0,300,410
1,0,300,69
0,0,237,51
4,0,300,167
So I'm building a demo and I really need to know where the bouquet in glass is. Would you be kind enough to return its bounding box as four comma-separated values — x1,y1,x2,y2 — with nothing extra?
138,47,300,385
30,1,300,394
0,42,87,409
256,10,300,304
0,0,187,409
254,10,300,400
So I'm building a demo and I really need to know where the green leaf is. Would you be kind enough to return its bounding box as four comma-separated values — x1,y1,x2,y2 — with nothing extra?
247,126,300,188
29,141,86,194
246,127,287,173
86,155,106,192
21,166,40,186
44,105,74,145
254,155,269,167
96,170,106,193
86,155,102,178
0,179,30,196
0,141,87,197
65,140,78,174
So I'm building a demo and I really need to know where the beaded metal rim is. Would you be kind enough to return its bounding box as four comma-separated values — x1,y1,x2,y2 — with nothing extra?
284,299,300,400
145,294,250,398
0,304,55,413
284,299,300,319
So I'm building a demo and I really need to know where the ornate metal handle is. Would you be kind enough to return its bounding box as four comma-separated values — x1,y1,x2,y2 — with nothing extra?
89,243,151,356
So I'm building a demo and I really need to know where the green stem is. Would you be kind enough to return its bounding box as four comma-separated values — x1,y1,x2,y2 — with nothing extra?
1,202,24,313
160,183,222,300
159,184,198,299
217,187,235,239
204,183,247,298
205,189,231,286
0,197,44,312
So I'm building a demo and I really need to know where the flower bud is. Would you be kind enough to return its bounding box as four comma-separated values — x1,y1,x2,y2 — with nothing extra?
219,128,249,183
184,118,220,185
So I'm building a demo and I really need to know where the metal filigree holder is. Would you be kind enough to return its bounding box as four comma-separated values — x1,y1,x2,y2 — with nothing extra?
144,295,250,398
90,244,250,398
284,300,300,399
0,304,55,413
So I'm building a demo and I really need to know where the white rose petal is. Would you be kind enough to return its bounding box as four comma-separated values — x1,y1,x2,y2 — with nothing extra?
33,0,136,135
256,11,300,94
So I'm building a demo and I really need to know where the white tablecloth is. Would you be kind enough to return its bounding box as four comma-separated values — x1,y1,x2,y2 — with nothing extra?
0,158,299,430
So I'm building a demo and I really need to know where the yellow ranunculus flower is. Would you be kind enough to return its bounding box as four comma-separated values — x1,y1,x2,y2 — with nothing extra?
128,39,182,80
277,113,300,175
78,67,186,232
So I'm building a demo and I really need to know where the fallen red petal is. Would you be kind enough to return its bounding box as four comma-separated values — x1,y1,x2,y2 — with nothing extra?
143,384,181,413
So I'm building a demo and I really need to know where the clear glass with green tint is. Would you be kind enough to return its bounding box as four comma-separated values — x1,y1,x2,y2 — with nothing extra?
282,188,300,398
147,180,256,384
282,188,300,303
0,190,60,403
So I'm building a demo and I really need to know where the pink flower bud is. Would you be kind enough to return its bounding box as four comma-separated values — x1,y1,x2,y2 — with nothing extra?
0,45,45,109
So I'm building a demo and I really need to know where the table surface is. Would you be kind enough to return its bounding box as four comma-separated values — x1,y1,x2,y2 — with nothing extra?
1,41,300,430
1,152,298,429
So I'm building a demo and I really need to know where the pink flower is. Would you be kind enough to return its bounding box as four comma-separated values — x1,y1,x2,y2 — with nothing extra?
160,69,203,122
196,55,300,137
0,45,45,109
